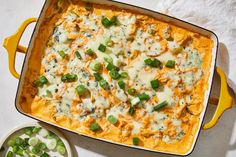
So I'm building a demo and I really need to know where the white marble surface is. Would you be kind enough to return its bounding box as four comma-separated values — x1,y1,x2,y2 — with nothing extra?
0,0,236,157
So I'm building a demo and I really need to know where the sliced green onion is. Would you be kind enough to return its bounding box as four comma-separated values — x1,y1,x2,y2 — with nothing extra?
90,122,101,132
144,58,153,65
151,59,162,68
34,76,48,87
38,142,47,150
46,90,53,98
12,145,19,153
118,80,125,89
15,137,23,146
98,44,106,52
32,146,40,154
99,79,109,89
138,93,150,101
16,148,24,155
75,51,82,59
106,63,115,71
41,152,50,157
91,61,102,71
56,145,66,155
133,137,139,146
46,139,57,150
39,129,49,137
7,139,15,147
101,17,111,28
61,73,77,82
58,50,67,58
28,137,38,146
86,49,94,56
131,97,141,106
104,56,113,64
23,127,33,136
93,73,103,81
75,85,87,96
120,72,129,78
166,60,175,68
7,151,13,157
110,16,118,25
150,79,160,89
32,127,41,134
107,115,117,124
153,101,168,111
128,107,135,116
109,69,120,79
128,88,136,96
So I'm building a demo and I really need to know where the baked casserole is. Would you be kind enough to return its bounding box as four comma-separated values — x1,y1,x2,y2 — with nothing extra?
20,0,213,154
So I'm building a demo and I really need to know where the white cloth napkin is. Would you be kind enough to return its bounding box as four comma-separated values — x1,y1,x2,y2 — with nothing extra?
154,0,236,93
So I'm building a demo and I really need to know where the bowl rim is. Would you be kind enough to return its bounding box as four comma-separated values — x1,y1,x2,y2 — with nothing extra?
0,121,73,157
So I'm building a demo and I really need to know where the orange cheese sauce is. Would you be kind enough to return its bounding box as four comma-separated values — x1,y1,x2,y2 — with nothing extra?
20,0,213,155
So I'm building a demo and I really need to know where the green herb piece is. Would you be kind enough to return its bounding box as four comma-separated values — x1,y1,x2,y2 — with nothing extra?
86,49,94,56
109,69,120,79
118,80,125,89
120,72,128,78
150,79,160,89
166,60,175,68
58,50,67,58
32,146,40,154
7,151,13,157
61,73,77,82
28,137,38,147
107,115,117,124
34,76,48,87
15,137,23,146
99,79,109,89
128,88,136,95
153,101,168,111
46,90,53,98
151,59,162,68
98,44,106,52
40,152,50,157
93,73,103,81
75,51,82,59
128,107,135,116
38,143,47,150
110,16,118,25
12,145,19,153
144,58,153,65
90,123,101,132
91,61,102,71
32,127,41,134
75,85,87,96
23,127,33,136
131,97,141,106
56,145,66,155
138,93,150,101
133,137,139,146
101,17,111,28
104,56,113,64
15,148,24,155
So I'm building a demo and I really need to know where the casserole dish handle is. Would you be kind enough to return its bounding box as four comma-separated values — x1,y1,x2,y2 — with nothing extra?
3,18,37,79
203,67,233,129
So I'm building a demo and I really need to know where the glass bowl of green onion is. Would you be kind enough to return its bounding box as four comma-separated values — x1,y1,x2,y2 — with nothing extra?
0,122,73,157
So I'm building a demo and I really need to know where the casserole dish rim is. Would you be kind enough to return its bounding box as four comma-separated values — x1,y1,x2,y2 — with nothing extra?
13,0,219,156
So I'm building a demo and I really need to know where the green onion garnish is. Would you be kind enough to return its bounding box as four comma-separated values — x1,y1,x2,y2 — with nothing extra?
107,115,117,124
46,90,53,98
90,122,101,132
128,88,136,96
56,145,66,155
6,151,13,157
99,79,109,89
93,73,103,81
61,73,77,83
150,79,160,89
101,17,111,28
118,80,125,89
133,137,139,146
128,107,135,116
75,85,87,96
144,58,153,65
75,51,82,59
33,76,48,87
166,60,175,68
104,56,113,64
138,93,150,101
109,69,120,79
91,61,102,71
86,49,94,56
58,50,67,58
41,152,50,157
144,58,162,68
120,72,129,78
131,97,141,106
153,101,168,111
98,44,106,52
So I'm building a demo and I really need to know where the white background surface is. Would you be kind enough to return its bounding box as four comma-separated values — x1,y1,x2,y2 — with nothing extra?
0,0,236,157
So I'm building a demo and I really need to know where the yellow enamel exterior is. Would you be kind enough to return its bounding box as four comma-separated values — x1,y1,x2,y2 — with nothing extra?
3,18,37,79
203,67,233,129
